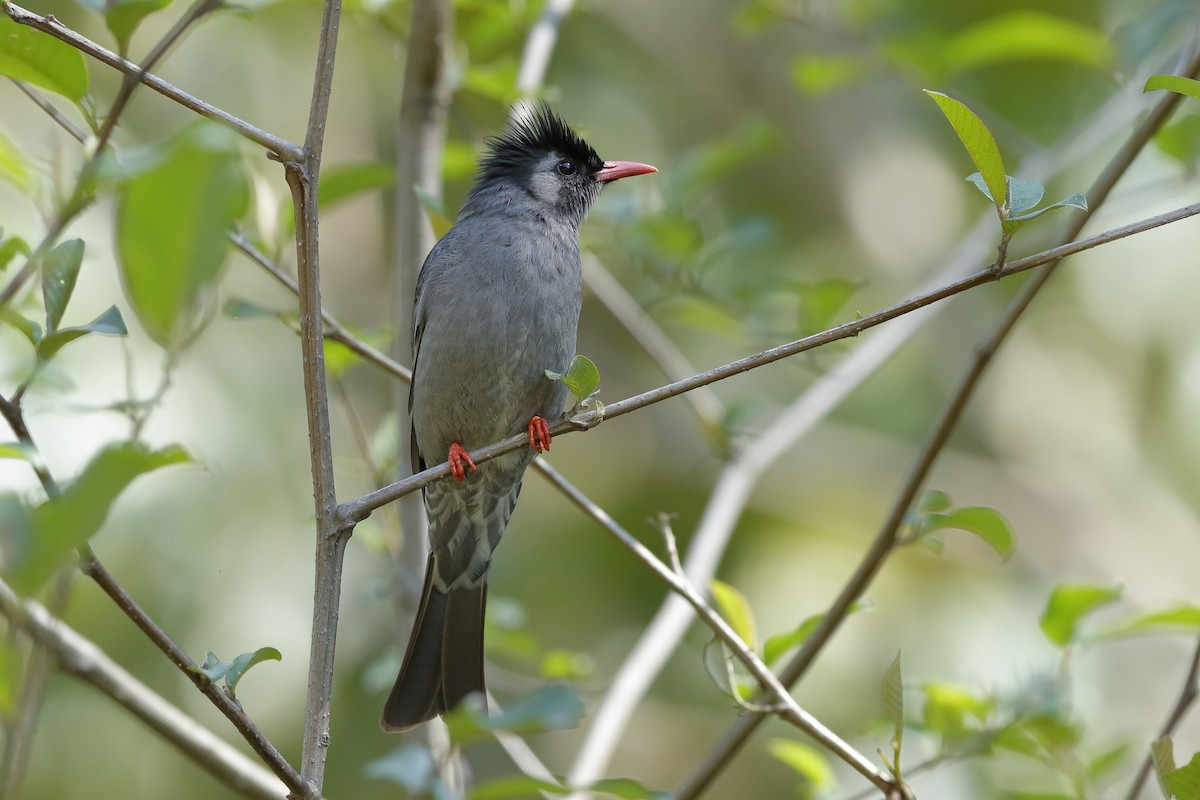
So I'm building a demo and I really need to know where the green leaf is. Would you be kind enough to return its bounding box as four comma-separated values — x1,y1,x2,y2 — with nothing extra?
15,442,190,592
189,651,231,683
921,683,990,741
768,739,835,795
1096,604,1200,641
540,649,594,681
222,647,281,696
0,235,31,272
1086,742,1130,779
0,16,89,101
925,91,1006,215
924,506,1014,560
881,651,904,727
469,776,568,799
763,599,873,666
709,578,757,649
544,354,600,404
1154,738,1179,798
0,442,36,461
702,637,745,701
1154,116,1200,166
0,309,42,346
1003,193,1088,232
41,239,85,333
116,124,249,349
790,54,865,96
917,489,952,514
444,684,584,745
0,127,34,194
1039,583,1121,647
37,306,127,361
103,0,172,54
222,298,282,320
1006,177,1045,215
1145,75,1200,101
588,777,671,800
1165,753,1200,800
943,12,1113,73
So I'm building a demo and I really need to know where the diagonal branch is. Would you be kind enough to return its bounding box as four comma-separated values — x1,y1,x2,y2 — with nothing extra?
336,201,1200,526
0,578,301,800
672,46,1200,800
1123,635,1200,800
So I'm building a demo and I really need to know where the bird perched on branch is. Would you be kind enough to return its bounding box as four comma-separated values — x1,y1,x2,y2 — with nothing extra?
381,105,656,731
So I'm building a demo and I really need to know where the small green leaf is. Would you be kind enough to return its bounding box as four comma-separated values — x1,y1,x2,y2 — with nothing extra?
444,684,584,745
15,442,190,592
763,599,873,666
1007,177,1045,215
1145,75,1200,101
1004,193,1088,232
796,277,861,335
1165,753,1200,800
544,354,600,404
189,651,231,683
1039,583,1121,647
42,239,84,333
116,123,249,349
588,777,671,800
881,651,904,727
921,683,990,741
709,578,757,649
924,505,1014,560
540,649,594,681
0,442,36,461
1096,604,1200,641
925,91,1006,215
917,489,952,514
0,309,42,345
0,16,89,101
223,647,281,696
790,54,864,96
1154,738,1179,798
222,298,282,320
103,0,172,54
0,235,31,272
37,306,127,361
1086,742,1130,779
279,162,397,235
767,739,836,793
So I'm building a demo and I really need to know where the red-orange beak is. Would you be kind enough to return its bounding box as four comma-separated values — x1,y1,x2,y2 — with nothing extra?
594,160,658,183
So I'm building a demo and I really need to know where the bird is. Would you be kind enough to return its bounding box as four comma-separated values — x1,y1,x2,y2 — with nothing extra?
381,105,656,731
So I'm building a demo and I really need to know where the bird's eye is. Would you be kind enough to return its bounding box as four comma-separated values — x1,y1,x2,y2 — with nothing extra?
556,160,577,176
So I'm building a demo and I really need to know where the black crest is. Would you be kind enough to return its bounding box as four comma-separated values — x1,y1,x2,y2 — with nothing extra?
477,104,605,186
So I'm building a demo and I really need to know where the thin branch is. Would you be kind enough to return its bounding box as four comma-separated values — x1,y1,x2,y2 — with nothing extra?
0,578,298,800
534,461,903,796
11,80,88,143
673,47,1200,800
0,2,299,160
289,0,344,793
1123,636,1200,800
515,0,575,95
337,201,1200,525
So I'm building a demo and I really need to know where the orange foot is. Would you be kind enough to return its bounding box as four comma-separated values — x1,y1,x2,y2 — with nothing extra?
448,441,477,482
528,416,552,453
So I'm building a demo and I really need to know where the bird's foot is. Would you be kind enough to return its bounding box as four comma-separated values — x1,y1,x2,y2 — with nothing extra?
528,416,552,452
448,441,477,482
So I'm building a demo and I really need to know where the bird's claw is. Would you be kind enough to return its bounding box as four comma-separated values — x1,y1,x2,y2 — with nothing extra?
528,416,552,452
448,441,477,482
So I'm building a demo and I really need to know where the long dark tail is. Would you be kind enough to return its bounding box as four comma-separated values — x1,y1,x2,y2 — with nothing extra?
380,554,488,731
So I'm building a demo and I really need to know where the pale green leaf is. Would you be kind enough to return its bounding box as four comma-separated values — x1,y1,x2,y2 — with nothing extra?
1039,583,1121,647
37,306,127,361
1096,604,1200,641
924,505,1014,560
926,91,1006,215
41,239,84,333
1007,177,1045,214
544,354,600,404
1166,753,1200,800
223,646,281,696
882,651,904,727
767,739,836,792
1145,75,1200,101
763,599,873,666
944,12,1113,73
709,578,757,649
1154,738,1179,798
921,683,990,740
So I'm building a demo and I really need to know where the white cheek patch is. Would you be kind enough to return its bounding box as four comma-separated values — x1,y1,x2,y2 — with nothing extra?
527,170,563,205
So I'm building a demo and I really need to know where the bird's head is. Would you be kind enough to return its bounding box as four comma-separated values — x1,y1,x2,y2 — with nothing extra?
471,104,657,225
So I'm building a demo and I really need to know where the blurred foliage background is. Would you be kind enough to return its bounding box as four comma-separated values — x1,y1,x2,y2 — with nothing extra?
3,0,1200,797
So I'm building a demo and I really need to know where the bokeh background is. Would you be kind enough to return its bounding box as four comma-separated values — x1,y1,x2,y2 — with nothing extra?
3,0,1200,797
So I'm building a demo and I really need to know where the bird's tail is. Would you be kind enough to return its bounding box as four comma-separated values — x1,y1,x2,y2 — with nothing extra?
380,554,487,732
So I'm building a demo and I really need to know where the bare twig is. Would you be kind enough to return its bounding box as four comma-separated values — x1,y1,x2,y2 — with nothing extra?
673,47,1200,800
515,0,576,95
11,80,88,143
1123,636,1200,800
288,0,345,793
337,201,1200,525
0,578,297,800
0,2,299,160
534,461,903,795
